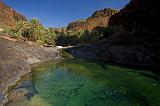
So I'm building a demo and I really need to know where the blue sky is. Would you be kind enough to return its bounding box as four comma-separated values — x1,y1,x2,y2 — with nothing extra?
4,0,129,27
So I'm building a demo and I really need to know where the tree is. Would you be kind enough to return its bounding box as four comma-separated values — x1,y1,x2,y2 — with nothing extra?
29,18,45,41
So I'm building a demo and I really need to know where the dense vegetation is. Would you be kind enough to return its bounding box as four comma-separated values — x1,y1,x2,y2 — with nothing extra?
0,20,11,35
55,28,105,46
9,19,56,45
7,18,122,46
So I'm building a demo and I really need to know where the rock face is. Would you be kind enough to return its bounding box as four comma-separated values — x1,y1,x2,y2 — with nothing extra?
0,1,27,27
109,0,160,33
67,8,118,31
103,0,160,70
65,0,160,71
0,38,60,104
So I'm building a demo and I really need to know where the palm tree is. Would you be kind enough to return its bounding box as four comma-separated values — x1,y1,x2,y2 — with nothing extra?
29,18,44,41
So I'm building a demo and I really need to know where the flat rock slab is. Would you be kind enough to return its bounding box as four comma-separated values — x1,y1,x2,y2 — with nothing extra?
0,38,60,104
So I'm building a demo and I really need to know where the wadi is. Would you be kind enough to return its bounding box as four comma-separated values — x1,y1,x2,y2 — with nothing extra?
0,0,160,106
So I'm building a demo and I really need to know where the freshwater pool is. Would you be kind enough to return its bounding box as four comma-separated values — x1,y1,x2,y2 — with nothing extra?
6,59,160,106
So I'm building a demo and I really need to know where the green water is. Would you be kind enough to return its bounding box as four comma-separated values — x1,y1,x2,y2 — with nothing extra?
7,59,160,106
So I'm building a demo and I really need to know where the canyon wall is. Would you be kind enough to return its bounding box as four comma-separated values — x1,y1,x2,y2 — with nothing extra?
66,0,160,70
67,8,118,31
109,0,160,33
103,0,160,69
0,1,27,27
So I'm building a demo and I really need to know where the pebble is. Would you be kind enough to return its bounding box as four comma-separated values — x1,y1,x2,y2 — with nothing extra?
0,92,5,102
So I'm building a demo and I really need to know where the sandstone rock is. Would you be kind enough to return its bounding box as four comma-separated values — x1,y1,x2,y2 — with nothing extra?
0,1,27,27
67,8,118,31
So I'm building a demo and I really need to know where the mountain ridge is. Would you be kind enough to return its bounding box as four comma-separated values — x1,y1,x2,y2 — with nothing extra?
0,1,27,27
67,8,118,31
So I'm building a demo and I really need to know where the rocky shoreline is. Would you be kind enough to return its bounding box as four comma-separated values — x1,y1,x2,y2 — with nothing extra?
0,38,60,105
64,33,160,72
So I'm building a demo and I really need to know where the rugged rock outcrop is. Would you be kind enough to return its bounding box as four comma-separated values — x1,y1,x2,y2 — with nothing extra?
65,0,160,71
109,0,160,33
67,8,118,31
0,38,60,105
102,0,160,70
103,0,160,69
0,1,27,27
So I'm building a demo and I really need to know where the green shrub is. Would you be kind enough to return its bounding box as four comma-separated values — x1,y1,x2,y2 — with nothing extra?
10,19,57,45
55,28,106,46
55,30,83,46
8,29,20,38
39,27,56,45
9,19,123,47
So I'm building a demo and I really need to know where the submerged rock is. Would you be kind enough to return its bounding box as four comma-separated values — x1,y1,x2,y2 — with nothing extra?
0,92,5,104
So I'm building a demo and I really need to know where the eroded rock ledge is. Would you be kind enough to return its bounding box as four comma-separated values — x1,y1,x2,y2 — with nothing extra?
0,38,60,105
65,32,160,71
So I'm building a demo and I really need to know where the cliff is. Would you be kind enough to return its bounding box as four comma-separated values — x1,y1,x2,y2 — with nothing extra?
0,1,27,27
67,8,118,31
65,0,160,71
103,0,160,69
109,0,160,33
